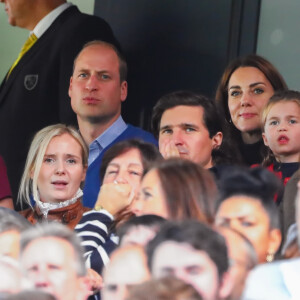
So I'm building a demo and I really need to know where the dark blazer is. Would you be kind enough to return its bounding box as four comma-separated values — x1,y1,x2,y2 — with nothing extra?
0,6,118,209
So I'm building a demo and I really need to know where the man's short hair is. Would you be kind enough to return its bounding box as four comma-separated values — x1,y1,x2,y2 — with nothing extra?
147,220,229,280
20,222,86,277
0,207,31,233
151,90,222,139
73,40,127,82
117,214,166,244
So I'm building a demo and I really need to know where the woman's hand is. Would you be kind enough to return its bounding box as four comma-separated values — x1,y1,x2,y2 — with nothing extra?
94,182,135,215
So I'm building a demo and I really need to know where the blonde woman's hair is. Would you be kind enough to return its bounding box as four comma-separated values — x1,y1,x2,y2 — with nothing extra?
261,90,300,166
18,124,88,208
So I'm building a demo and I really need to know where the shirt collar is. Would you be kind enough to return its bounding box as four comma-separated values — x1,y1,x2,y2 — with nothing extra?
95,115,127,149
32,2,73,38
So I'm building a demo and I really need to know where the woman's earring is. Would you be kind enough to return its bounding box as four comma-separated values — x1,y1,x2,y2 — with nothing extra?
266,252,274,262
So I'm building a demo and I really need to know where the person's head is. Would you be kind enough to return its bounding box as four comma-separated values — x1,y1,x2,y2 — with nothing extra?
216,54,287,142
126,276,203,300
100,139,162,192
20,222,88,300
18,124,88,207
218,226,257,300
69,40,128,127
215,166,282,263
0,0,66,30
151,91,223,168
102,245,151,300
147,220,232,300
0,207,31,259
117,214,166,247
132,158,217,224
262,90,300,164
0,256,23,295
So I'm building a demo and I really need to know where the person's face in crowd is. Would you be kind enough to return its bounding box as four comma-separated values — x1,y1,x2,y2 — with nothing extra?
0,258,23,295
36,133,86,204
20,237,87,300
120,225,158,247
103,148,144,194
69,44,127,128
219,227,255,300
0,0,35,29
158,105,222,168
215,195,281,263
262,100,300,163
102,246,150,300
228,67,274,135
0,230,20,259
151,241,222,300
131,169,169,218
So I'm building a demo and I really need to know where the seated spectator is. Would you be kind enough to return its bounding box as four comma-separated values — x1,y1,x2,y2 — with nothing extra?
218,227,257,300
18,124,89,229
0,207,31,259
117,214,166,247
215,54,287,165
281,168,300,242
132,158,218,223
215,166,282,263
102,245,151,300
19,223,89,300
151,91,238,169
260,90,300,204
242,180,300,299
0,257,23,296
147,220,233,300
69,41,157,208
126,276,203,300
75,139,161,274
0,156,13,209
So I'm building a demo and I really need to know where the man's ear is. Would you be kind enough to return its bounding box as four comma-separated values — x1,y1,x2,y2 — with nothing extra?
68,77,73,98
218,270,234,299
212,132,223,149
120,81,128,102
262,132,269,147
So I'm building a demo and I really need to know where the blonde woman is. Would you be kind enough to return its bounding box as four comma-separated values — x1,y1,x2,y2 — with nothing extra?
18,124,89,229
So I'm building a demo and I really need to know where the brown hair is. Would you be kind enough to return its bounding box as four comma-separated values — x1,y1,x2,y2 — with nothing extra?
127,276,203,300
216,54,287,126
151,158,217,224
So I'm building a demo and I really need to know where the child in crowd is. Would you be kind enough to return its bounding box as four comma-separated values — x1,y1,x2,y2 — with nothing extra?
261,90,300,204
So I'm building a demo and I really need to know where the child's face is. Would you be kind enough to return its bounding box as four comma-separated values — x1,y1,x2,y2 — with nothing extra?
263,100,300,162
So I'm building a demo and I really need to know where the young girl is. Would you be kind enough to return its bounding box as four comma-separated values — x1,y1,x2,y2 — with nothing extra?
261,90,300,203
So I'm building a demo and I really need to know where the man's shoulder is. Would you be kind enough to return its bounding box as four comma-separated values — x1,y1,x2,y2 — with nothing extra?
118,124,158,144
242,260,299,300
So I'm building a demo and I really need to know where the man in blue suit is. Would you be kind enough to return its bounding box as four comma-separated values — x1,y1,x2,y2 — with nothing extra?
69,41,157,208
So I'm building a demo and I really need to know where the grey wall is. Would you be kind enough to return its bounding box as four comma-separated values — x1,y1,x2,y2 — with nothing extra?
257,0,300,90
0,0,95,81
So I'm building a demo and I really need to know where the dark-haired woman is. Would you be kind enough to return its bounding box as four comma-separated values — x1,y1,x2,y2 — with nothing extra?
215,54,287,165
